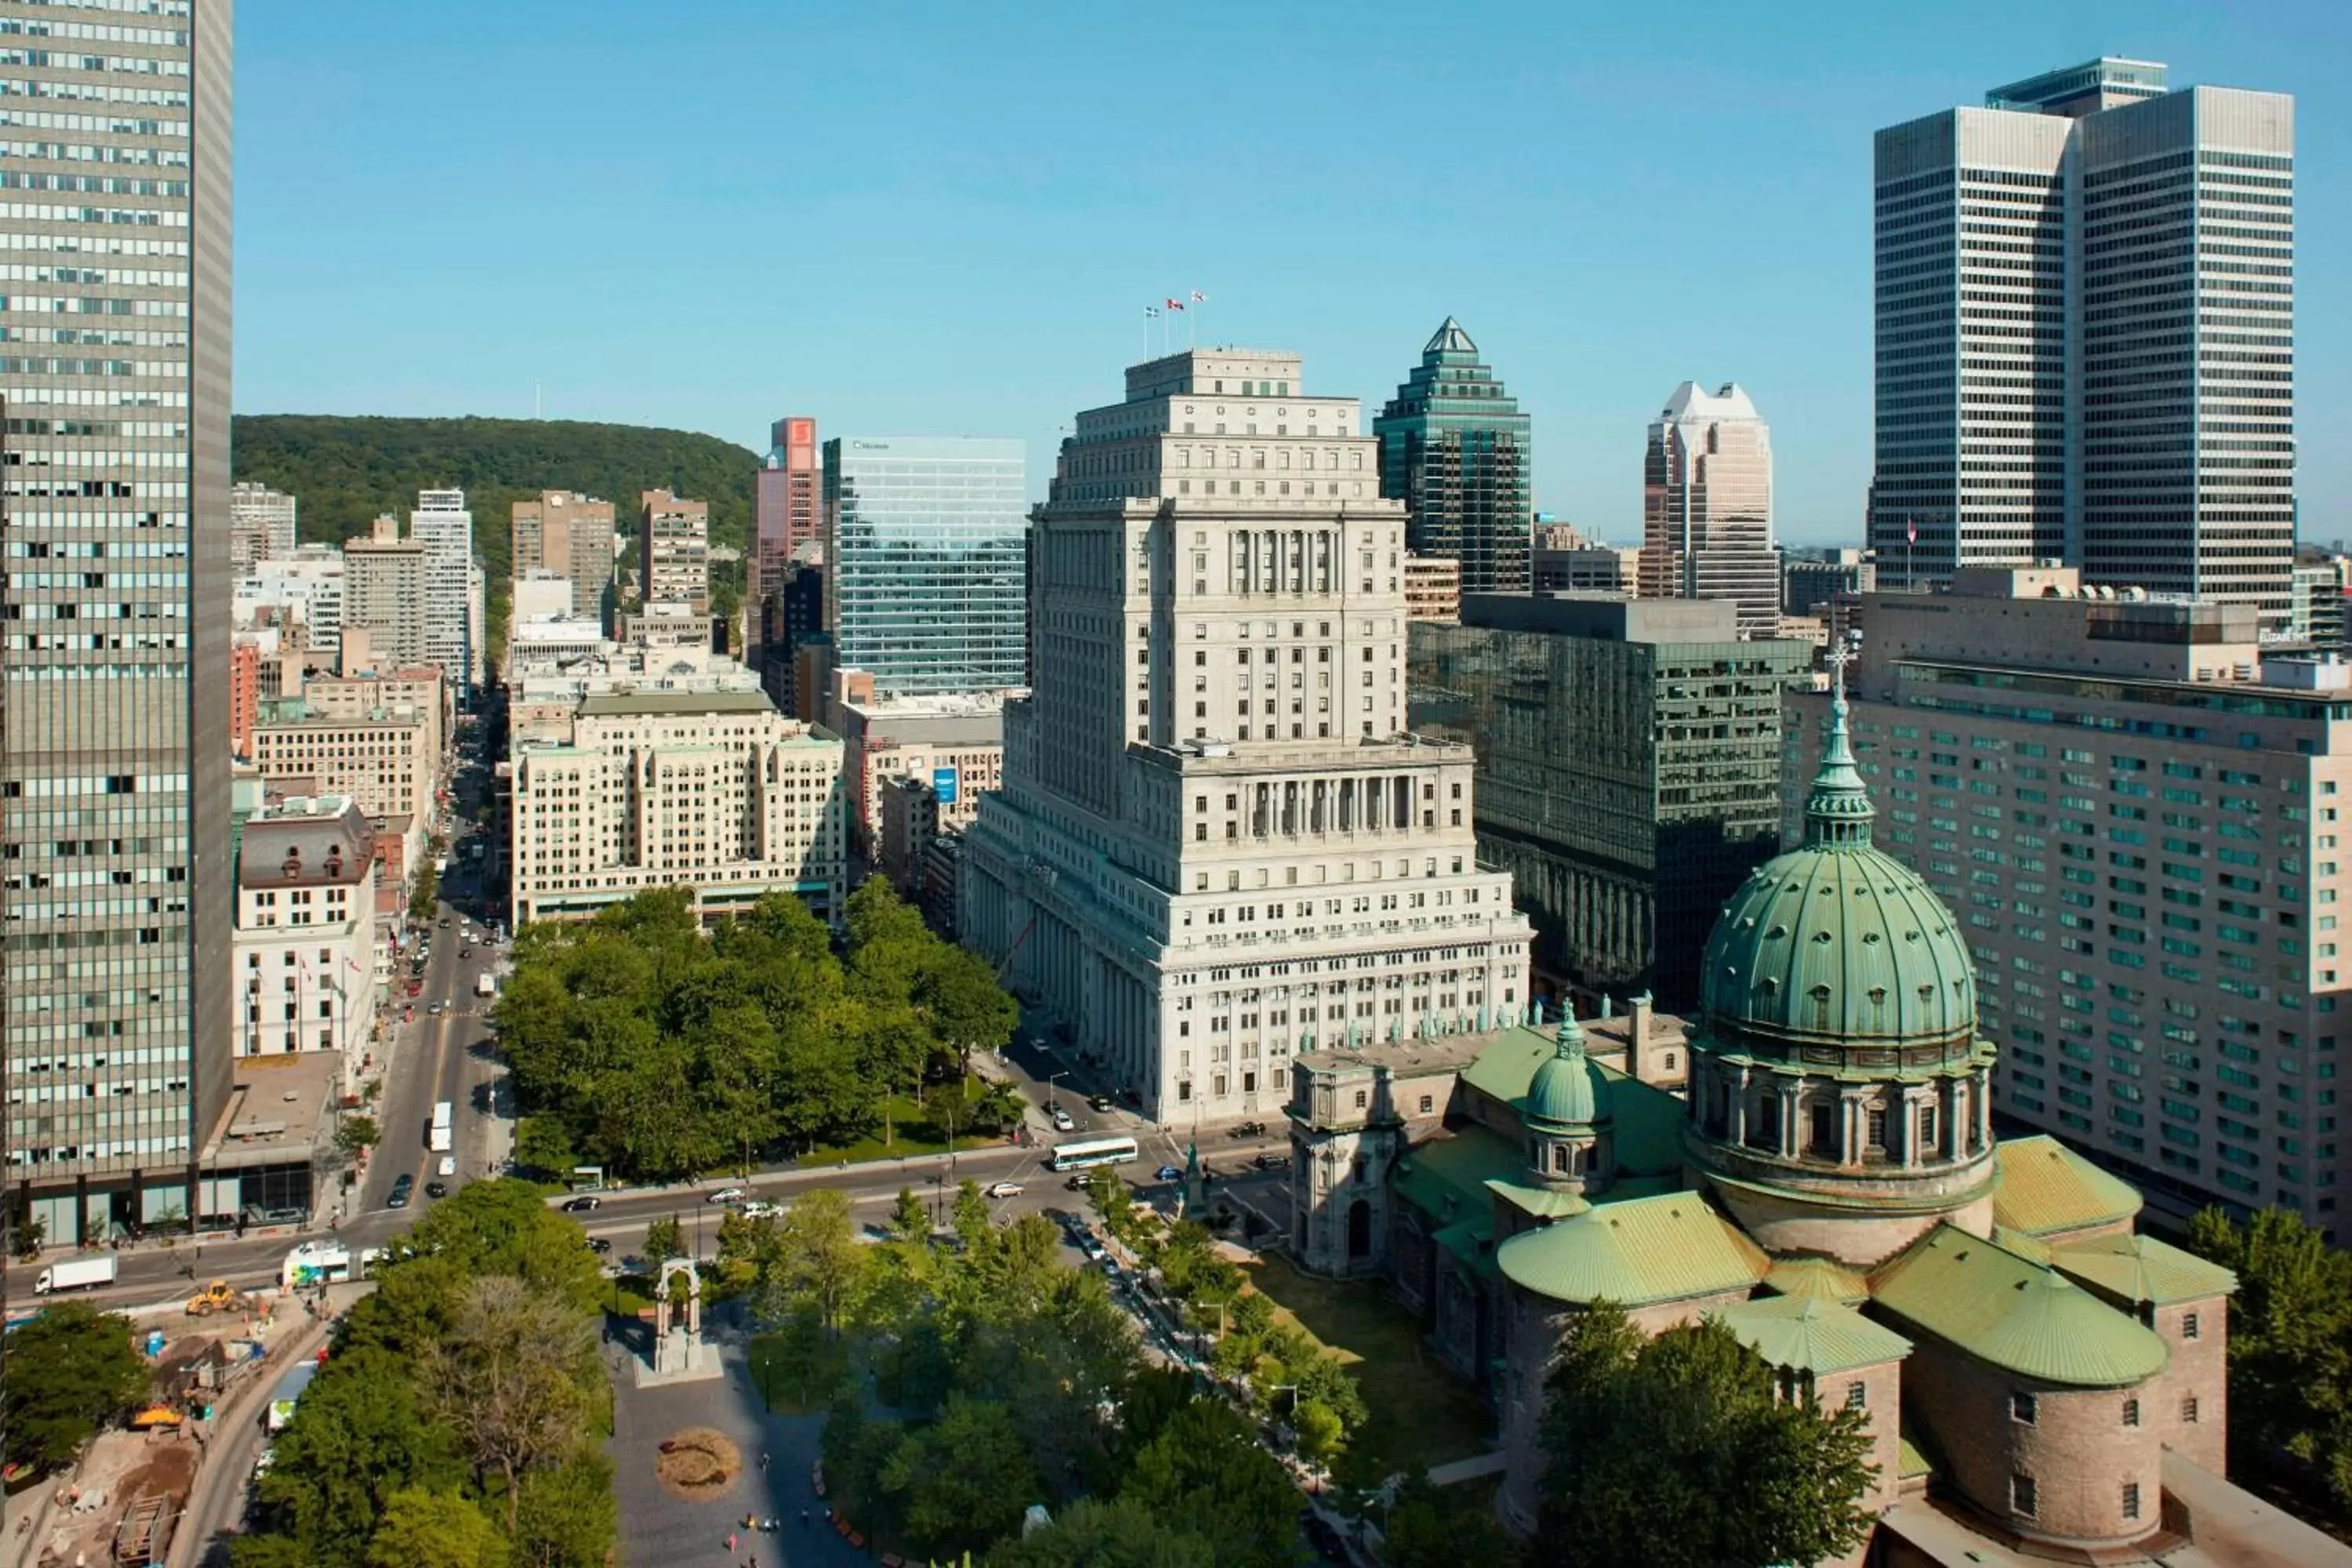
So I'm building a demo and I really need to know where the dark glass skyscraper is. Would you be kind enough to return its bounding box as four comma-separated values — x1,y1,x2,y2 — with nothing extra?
1375,319,1531,593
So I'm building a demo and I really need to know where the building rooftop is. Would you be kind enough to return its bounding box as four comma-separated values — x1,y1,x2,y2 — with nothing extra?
237,797,372,890
1989,1136,2145,1238
1875,1226,2170,1388
1719,1295,1912,1376
1459,1024,1686,1182
575,689,781,719
1494,1191,1769,1308
2050,1232,2237,1309
1460,592,1746,645
203,1052,340,1171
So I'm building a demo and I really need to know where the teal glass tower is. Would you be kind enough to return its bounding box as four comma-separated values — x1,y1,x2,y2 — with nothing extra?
1375,319,1532,593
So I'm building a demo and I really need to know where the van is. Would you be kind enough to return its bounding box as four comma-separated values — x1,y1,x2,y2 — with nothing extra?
436,1156,456,1178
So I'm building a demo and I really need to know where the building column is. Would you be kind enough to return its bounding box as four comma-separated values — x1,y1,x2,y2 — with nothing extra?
1777,1082,1801,1160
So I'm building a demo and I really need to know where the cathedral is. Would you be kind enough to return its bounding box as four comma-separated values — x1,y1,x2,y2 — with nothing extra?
1286,668,2253,1561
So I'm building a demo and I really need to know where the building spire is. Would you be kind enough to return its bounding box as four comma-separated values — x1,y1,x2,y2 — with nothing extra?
1806,630,1875,848
1556,996,1587,1059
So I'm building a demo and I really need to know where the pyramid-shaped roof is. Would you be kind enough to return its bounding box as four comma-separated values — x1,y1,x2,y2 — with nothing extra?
1424,316,1479,356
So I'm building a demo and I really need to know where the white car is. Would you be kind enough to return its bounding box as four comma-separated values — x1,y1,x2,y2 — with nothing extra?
706,1186,746,1205
1050,1108,1076,1132
984,1181,1024,1200
740,1200,779,1218
436,1156,456,1178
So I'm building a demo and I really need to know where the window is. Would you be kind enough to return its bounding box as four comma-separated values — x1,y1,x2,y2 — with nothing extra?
1418,1094,1433,1114
2182,1396,2201,1424
2013,1474,2038,1518
2122,1397,2140,1428
2182,1311,2200,1340
1352,1090,1367,1109
2011,1391,2038,1425
2122,1481,2140,1521
1844,1381,1867,1410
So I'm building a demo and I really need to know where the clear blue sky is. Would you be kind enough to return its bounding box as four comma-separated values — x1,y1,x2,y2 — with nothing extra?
237,0,2349,546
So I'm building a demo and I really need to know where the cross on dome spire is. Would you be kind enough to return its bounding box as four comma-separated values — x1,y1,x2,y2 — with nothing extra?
1806,629,1875,848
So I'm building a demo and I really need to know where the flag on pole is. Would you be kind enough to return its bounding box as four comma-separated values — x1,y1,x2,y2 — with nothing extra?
1906,517,1917,545
1164,296,1185,311
1190,290,1207,303
1145,305,1160,318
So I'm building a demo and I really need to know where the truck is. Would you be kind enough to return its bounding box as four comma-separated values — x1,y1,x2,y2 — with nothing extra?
33,1254,117,1294
429,1098,454,1153
265,1359,321,1435
475,971,497,1000
281,1241,352,1290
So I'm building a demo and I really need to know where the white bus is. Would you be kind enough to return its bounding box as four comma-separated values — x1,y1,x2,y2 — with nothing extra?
1049,1136,1140,1173
429,1099,454,1152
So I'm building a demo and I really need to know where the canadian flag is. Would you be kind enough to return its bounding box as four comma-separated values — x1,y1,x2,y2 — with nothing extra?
1906,517,1918,546
1164,297,1185,311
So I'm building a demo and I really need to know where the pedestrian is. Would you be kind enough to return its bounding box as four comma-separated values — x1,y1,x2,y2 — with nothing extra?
759,1450,769,1474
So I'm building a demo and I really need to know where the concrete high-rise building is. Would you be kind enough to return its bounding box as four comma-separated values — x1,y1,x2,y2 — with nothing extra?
1871,58,2295,622
1531,522,1640,595
1784,549,1878,616
1785,566,2352,1229
234,545,346,655
511,490,615,623
962,348,1534,1122
1637,382,1780,639
1375,318,1532,593
751,418,820,682
229,481,297,575
1410,596,1812,1011
509,690,847,926
0,6,234,1241
409,489,474,701
638,488,710,609
822,436,1027,698
343,532,428,668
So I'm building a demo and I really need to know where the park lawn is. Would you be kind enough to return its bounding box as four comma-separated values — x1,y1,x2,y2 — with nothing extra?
791,1079,1010,1170
1242,1252,1497,1481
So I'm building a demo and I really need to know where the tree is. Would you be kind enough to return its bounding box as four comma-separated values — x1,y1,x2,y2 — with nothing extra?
336,1115,382,1159
365,1488,509,1568
10,1210,45,1261
409,857,440,924
1534,1305,1876,1568
642,1214,683,1265
891,1186,929,1242
512,1452,618,1568
968,1079,1029,1135
757,1188,871,1334
407,1180,604,1312
880,1395,1044,1560
1125,1400,1301,1568
0,1301,149,1472
1383,1476,1518,1568
513,1116,579,1180
250,1346,467,1568
1085,1164,1133,1232
2188,1204,2352,1508
424,1276,601,1533
984,1497,1218,1568
916,942,1018,1076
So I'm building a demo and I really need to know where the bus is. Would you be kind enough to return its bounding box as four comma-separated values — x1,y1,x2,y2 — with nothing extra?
429,1099,454,1153
1049,1136,1140,1173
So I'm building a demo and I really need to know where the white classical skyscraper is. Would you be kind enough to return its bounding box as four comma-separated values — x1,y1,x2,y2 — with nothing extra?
409,488,474,699
961,349,1534,1123
1636,381,1780,639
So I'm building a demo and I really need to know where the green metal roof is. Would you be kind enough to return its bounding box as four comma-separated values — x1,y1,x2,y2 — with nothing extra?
1762,1256,1873,1305
1523,1008,1610,1131
1991,1136,2144,1237
2052,1232,2238,1308
1495,1193,1768,1308
1698,691,1977,1054
1390,1127,1525,1228
1718,1296,1911,1376
1461,1026,1686,1182
1872,1226,2169,1388
1485,1181,1590,1221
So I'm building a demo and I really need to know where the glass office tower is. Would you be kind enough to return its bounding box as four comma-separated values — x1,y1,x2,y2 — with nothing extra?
1871,57,2295,623
822,437,1027,698
1375,318,1532,593
2,2,234,1242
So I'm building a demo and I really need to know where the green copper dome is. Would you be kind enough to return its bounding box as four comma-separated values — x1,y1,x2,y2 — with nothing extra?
1523,1004,1610,1131
1699,677,1976,1054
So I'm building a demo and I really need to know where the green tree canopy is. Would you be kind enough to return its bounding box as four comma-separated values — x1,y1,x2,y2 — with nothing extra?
1124,1400,1301,1568
364,1488,509,1568
2189,1204,2352,1509
1534,1305,1876,1568
984,1496,1219,1568
0,1301,149,1473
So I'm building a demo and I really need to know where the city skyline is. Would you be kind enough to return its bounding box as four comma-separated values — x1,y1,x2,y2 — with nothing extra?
234,2,2349,546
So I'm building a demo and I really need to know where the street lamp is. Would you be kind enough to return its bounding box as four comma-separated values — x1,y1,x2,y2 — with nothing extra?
1046,1071,1067,1111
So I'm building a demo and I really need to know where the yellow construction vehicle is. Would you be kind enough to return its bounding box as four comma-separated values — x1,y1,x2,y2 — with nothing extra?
184,1279,248,1316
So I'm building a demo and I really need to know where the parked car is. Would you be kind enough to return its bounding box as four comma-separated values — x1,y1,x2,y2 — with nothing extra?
1050,1108,1076,1132
437,917,452,928
984,1181,1024,1199
1253,1152,1290,1171
561,1195,601,1212
706,1186,746,1205
1087,1094,1115,1112
387,1174,415,1210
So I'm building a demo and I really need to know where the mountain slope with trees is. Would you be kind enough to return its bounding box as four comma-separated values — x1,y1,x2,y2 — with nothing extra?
231,413,760,645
